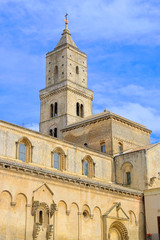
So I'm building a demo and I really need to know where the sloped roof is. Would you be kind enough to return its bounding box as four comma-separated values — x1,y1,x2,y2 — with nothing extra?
118,143,160,155
62,110,151,134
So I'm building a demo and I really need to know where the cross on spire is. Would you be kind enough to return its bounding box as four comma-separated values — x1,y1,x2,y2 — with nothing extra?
64,13,69,29
65,13,68,21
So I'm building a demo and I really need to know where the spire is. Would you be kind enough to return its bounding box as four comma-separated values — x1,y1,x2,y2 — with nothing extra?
54,14,78,50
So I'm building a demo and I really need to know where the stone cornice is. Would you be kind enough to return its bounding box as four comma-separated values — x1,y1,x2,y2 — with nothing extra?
39,80,93,101
0,159,143,198
62,112,151,134
46,44,86,57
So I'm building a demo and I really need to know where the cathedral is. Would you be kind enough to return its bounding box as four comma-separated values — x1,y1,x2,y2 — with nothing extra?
0,20,160,240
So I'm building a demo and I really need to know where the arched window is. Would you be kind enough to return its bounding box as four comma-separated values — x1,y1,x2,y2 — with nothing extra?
50,104,53,118
19,143,25,162
50,129,53,136
118,142,123,154
80,104,84,117
54,153,59,170
76,66,79,74
76,102,79,116
82,155,95,178
76,102,84,118
126,172,131,185
121,162,133,186
83,160,89,176
16,137,32,163
39,210,43,225
54,128,57,138
52,147,66,171
54,102,58,116
54,66,58,83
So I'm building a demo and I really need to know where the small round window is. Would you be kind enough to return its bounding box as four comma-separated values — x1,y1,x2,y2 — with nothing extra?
83,210,89,219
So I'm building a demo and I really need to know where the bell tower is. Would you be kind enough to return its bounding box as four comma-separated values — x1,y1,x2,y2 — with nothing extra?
39,17,93,138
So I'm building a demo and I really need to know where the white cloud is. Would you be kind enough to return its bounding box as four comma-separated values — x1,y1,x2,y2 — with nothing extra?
1,0,160,45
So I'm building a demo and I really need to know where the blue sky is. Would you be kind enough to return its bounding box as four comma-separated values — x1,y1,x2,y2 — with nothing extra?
1,0,160,143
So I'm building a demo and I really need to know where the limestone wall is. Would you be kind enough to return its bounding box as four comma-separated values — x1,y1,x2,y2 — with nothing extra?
63,119,112,154
112,119,150,154
0,120,112,183
114,150,146,190
144,188,160,240
0,162,144,240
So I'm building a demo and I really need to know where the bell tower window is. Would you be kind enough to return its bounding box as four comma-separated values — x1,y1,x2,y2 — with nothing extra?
80,104,84,117
54,102,58,116
76,66,79,74
54,128,57,138
76,102,84,118
76,103,80,116
50,104,54,117
54,66,58,83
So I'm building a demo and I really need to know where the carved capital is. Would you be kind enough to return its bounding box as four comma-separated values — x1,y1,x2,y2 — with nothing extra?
31,201,40,216
11,202,16,207
50,203,57,217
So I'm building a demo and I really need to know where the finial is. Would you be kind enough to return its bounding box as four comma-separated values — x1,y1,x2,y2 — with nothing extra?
64,13,69,29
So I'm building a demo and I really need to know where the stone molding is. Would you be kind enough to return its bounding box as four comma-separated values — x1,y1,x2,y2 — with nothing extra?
0,159,143,198
62,111,151,134
40,84,93,101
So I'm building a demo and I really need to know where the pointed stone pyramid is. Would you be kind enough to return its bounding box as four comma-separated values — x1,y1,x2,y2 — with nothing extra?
54,23,78,50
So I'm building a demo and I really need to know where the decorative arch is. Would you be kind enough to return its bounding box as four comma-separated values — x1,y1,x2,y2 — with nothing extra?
70,202,79,212
82,204,91,214
129,210,137,225
82,155,95,178
58,200,68,213
35,202,49,227
108,221,129,240
51,147,66,171
0,190,12,202
82,204,91,220
16,193,28,205
16,137,32,163
93,206,102,216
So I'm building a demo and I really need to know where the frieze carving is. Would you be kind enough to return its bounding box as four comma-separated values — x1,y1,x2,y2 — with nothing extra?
50,202,57,217
0,159,143,198
33,222,40,239
46,225,54,240
32,201,40,216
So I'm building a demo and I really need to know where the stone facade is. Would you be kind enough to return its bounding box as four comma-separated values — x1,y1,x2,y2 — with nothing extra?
62,111,151,155
0,22,160,240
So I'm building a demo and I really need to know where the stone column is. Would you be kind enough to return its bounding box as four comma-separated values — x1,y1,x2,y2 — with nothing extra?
78,212,83,240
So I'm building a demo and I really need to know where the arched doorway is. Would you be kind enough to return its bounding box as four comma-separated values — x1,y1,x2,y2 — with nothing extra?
108,221,129,240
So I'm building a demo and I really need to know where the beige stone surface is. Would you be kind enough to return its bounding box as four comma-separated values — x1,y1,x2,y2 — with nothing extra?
62,112,151,155
144,188,160,240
